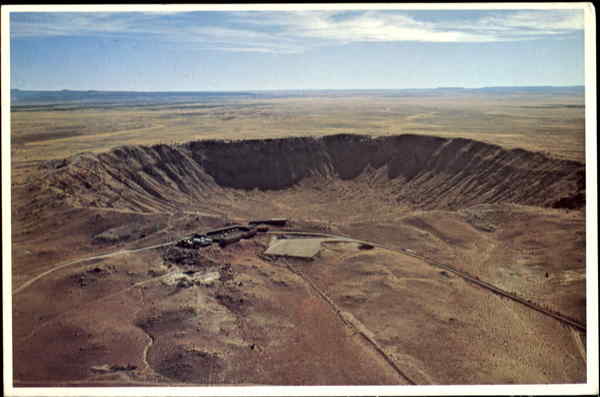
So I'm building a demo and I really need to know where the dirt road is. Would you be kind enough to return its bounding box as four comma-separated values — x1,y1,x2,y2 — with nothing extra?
14,228,586,334
12,241,176,295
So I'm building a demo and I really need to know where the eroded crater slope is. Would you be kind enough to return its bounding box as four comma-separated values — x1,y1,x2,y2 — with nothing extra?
40,134,584,212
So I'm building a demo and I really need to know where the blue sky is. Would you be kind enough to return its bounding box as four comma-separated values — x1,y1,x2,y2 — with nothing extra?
9,8,586,91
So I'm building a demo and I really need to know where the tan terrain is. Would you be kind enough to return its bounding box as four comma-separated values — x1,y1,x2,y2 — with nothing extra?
10,93,587,386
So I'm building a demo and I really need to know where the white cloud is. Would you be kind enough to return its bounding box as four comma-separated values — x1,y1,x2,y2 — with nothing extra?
10,9,584,53
11,13,140,37
485,10,584,30
234,10,583,44
283,12,495,43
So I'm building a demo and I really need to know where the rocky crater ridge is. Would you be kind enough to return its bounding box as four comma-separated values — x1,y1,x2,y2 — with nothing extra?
39,134,585,212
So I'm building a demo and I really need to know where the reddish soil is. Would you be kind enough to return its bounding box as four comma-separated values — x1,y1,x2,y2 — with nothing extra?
10,133,586,386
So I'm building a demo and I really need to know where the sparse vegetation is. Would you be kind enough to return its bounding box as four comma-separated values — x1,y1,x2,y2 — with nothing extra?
10,90,586,386
11,92,585,162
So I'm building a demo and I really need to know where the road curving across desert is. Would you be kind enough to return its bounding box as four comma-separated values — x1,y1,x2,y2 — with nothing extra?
15,227,586,332
12,241,178,295
268,231,587,332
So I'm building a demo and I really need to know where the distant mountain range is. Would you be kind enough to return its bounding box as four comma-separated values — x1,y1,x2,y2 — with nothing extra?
10,86,584,107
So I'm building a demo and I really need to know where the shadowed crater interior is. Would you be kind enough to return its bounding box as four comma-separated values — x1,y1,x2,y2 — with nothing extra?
38,134,584,213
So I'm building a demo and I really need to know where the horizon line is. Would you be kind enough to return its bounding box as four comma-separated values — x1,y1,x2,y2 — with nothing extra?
11,85,586,93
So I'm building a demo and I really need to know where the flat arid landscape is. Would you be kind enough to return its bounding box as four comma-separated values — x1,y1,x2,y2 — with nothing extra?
9,88,587,386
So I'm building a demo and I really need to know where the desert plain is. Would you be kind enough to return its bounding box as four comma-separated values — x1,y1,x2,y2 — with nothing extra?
9,88,587,386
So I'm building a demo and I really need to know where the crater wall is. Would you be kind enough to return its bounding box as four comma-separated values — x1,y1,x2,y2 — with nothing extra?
41,134,585,212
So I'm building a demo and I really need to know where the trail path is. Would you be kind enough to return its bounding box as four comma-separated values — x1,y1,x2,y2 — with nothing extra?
15,228,586,332
13,241,176,295
282,259,417,385
272,231,586,332
12,226,587,386
570,326,586,362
